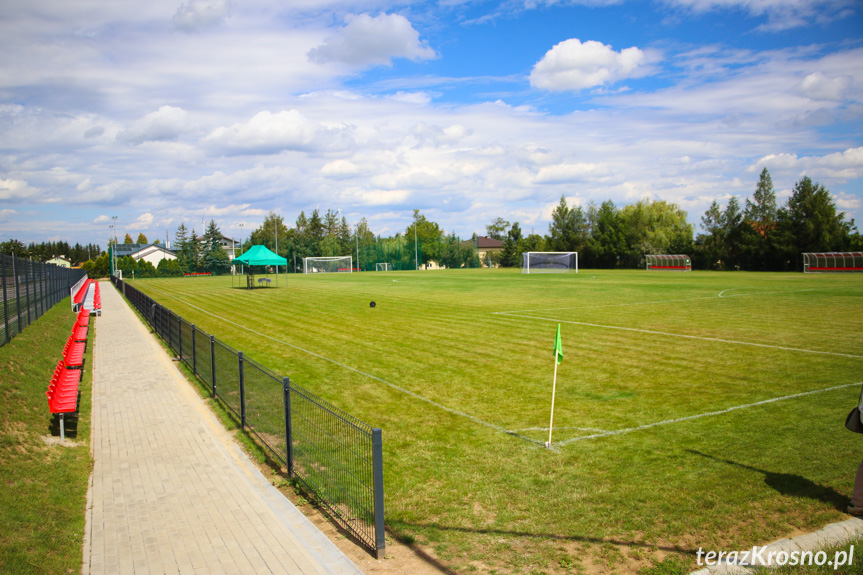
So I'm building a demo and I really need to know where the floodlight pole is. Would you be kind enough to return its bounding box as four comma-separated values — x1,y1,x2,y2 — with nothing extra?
414,223,418,271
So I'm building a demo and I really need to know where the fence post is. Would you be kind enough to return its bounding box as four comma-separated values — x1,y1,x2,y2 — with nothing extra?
283,377,293,476
2,256,9,345
372,428,385,559
13,256,21,335
177,316,183,360
210,335,216,397
24,260,31,327
238,351,246,429
192,326,197,376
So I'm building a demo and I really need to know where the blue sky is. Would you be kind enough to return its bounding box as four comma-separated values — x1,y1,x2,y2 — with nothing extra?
1,0,861,247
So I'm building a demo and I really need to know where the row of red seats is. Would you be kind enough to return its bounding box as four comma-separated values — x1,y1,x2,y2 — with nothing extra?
46,307,90,440
92,280,101,314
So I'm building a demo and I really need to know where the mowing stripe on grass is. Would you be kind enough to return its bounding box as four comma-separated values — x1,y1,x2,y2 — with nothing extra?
557,381,861,445
146,291,542,445
494,288,819,315
498,312,863,359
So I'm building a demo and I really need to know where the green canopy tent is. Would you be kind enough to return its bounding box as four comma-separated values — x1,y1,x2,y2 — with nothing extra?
232,245,287,289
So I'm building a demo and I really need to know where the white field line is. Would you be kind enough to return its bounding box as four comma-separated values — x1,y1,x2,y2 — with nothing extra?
557,382,861,445
147,291,542,445
493,288,819,315
497,312,863,359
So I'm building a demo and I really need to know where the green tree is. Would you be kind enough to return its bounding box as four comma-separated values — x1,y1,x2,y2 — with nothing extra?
778,176,855,259
250,212,290,255
547,196,588,253
619,199,693,266
741,168,780,270
486,217,510,241
136,233,149,244
174,223,190,272
587,200,626,268
405,209,443,267
500,222,523,267
123,233,134,244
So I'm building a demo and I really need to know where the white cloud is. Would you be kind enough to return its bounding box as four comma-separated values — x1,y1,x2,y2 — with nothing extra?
800,71,852,101
119,106,191,144
173,0,230,31
0,178,43,202
661,0,855,31
202,110,345,155
530,38,649,92
307,13,437,68
535,162,610,184
127,212,155,231
751,147,863,180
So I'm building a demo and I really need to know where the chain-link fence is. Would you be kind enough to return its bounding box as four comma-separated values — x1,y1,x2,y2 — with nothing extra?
111,276,385,557
1,253,87,347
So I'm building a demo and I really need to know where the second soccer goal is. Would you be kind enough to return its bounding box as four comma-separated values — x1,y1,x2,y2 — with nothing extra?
303,256,353,273
522,252,578,273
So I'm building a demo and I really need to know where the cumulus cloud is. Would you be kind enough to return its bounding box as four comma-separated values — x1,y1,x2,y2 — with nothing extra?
307,13,437,68
800,72,852,101
202,110,339,155
173,0,230,31
118,106,190,145
751,147,863,180
530,38,649,92
127,212,155,231
0,178,43,203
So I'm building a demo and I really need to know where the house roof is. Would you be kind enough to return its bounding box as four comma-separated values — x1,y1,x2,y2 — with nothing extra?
475,236,504,249
115,243,176,258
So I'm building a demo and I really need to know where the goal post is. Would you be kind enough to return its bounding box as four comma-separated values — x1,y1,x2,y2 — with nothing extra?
303,256,353,273
803,252,863,272
522,252,578,274
375,263,391,271
645,254,691,271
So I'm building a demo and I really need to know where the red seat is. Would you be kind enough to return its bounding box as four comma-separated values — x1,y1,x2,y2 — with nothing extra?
72,324,88,342
76,314,90,327
63,335,85,368
46,360,80,414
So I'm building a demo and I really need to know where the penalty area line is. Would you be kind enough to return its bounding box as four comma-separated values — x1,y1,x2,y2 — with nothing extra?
558,382,861,445
149,291,540,445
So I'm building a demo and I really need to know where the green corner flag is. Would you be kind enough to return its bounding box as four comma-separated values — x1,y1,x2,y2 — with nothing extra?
553,324,563,365
547,324,563,448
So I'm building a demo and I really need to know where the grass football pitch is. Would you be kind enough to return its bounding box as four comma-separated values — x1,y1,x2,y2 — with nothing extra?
130,269,863,574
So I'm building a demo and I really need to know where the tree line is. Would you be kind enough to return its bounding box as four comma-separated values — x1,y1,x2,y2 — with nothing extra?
491,169,860,271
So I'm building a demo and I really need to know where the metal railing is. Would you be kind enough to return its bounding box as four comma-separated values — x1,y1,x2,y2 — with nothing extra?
112,276,385,557
1,253,87,347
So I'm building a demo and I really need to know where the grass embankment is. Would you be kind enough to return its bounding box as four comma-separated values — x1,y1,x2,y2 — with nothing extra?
0,299,92,574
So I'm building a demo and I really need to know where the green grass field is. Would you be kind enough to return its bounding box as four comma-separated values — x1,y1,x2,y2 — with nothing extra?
130,269,863,574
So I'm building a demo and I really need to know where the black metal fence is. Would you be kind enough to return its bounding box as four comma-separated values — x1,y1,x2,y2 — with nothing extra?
1,253,87,347
111,276,386,557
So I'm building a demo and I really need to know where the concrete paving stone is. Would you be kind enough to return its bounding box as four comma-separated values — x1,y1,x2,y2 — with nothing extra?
83,282,363,575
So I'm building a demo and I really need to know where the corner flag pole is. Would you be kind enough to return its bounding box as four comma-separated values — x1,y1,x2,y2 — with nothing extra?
546,324,563,448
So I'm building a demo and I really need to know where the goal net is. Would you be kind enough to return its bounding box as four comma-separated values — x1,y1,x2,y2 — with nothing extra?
375,263,390,271
522,252,578,273
645,254,691,271
303,256,353,274
803,252,863,272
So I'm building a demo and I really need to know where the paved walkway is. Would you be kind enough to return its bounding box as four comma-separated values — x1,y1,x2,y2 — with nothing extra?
83,281,363,575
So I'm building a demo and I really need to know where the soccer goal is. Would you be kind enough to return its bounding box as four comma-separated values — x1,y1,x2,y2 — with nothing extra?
522,252,578,273
303,256,353,273
375,263,391,271
645,254,691,271
803,252,863,272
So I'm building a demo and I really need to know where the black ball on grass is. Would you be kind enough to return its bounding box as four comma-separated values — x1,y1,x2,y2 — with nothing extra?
370,301,376,308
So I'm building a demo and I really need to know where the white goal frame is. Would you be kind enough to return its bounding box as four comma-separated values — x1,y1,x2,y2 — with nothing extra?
645,254,691,271
303,256,353,274
522,252,578,274
803,252,863,273
375,263,391,271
